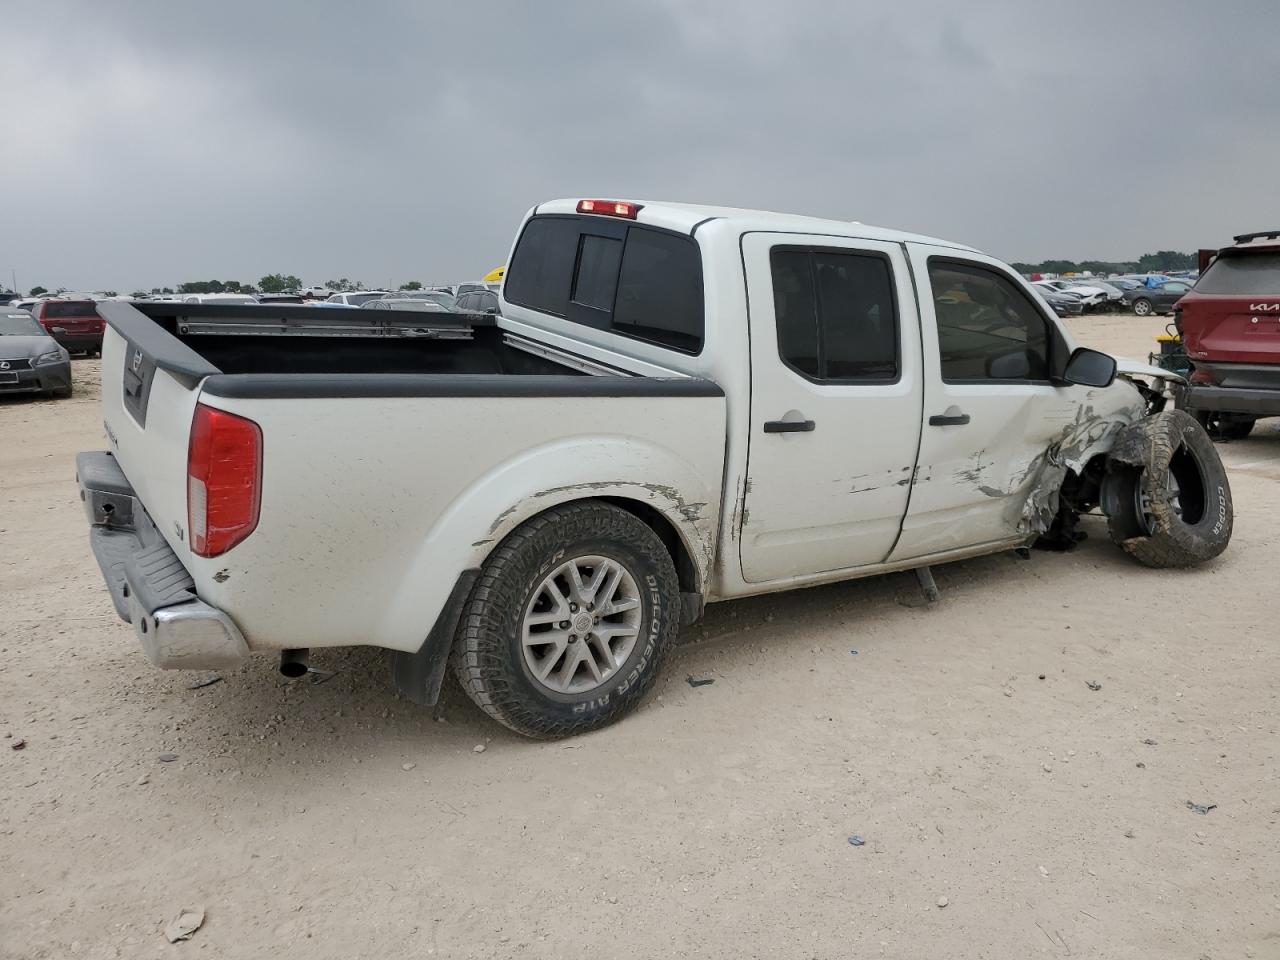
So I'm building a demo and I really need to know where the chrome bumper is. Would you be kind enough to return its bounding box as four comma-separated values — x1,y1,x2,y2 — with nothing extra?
77,450,249,670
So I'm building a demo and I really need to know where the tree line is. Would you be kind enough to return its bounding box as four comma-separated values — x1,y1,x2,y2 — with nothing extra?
1009,250,1197,275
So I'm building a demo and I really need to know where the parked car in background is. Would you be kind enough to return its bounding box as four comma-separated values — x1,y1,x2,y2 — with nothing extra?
391,290,457,310
180,294,259,305
11,298,42,312
1104,278,1143,292
32,298,104,354
1034,287,1085,317
454,282,492,297
325,291,388,307
455,289,500,314
360,297,452,312
0,307,72,397
256,293,305,304
1049,280,1110,310
1125,279,1192,316
1033,280,1103,311
1175,229,1280,438
1075,280,1126,308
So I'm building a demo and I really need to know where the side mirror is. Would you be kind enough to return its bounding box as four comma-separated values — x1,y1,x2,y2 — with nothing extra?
1061,346,1117,388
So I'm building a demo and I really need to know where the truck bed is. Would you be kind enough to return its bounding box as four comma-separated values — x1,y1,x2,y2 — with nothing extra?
117,301,605,378
93,300,727,659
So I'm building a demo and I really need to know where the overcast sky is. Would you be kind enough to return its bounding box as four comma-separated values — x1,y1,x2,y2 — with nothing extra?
4,0,1278,292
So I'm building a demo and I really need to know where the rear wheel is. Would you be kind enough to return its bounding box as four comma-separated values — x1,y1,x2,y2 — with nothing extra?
452,500,680,738
1132,298,1154,317
1102,410,1232,568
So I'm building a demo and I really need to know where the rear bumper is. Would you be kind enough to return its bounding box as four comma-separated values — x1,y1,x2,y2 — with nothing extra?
76,450,249,669
1182,384,1280,418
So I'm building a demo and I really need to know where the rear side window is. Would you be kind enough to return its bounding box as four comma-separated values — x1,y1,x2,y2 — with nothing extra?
1195,253,1280,295
505,215,704,354
770,247,899,381
928,260,1050,382
43,301,97,318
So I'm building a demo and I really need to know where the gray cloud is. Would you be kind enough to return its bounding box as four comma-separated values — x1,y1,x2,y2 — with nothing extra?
4,0,1279,292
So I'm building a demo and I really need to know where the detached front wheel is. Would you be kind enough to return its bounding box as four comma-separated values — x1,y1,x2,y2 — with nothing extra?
1102,409,1232,568
453,500,679,738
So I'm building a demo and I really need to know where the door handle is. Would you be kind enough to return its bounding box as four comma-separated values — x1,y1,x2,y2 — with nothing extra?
928,413,970,426
763,419,816,433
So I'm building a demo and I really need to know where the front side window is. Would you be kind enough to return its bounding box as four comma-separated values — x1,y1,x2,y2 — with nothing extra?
770,247,899,382
928,260,1050,382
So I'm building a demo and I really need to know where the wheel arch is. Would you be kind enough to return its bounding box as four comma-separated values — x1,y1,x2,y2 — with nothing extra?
596,495,702,598
376,438,720,651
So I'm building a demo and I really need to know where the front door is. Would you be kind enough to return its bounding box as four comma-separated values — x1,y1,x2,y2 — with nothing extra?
891,246,1089,560
740,233,924,583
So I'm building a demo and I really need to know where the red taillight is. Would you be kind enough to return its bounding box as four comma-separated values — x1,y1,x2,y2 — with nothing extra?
576,199,641,219
187,403,262,557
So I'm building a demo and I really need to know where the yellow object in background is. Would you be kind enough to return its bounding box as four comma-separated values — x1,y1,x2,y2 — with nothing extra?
482,266,505,282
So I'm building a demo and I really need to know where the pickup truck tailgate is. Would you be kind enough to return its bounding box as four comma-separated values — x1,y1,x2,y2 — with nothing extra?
98,306,219,565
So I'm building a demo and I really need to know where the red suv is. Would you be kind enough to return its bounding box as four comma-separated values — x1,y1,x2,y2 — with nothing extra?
1176,231,1280,438
32,299,105,355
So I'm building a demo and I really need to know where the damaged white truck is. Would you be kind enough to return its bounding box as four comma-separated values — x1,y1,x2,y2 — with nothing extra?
78,198,1232,738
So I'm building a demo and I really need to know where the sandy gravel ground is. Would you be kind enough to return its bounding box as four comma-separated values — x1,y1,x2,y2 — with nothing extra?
2,316,1278,960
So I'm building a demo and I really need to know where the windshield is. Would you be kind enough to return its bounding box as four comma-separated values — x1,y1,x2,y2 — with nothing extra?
1,312,45,336
1195,252,1280,295
344,292,385,306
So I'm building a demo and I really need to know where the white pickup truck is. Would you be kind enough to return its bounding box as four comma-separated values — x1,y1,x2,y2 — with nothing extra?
79,198,1233,738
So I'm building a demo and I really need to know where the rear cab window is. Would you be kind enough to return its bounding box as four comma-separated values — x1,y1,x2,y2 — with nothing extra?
504,214,704,355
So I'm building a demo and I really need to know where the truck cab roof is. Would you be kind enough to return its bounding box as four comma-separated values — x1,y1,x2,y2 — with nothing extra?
532,198,981,254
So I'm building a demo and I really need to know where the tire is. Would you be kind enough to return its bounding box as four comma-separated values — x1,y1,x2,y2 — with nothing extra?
452,500,680,739
1132,298,1154,317
1102,409,1232,568
1193,410,1255,441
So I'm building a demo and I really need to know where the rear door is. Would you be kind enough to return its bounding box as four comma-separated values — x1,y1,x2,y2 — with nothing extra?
739,233,923,582
891,245,1084,560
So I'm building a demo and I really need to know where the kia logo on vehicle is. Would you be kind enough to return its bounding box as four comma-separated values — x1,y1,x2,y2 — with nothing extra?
131,349,143,372
1248,303,1279,311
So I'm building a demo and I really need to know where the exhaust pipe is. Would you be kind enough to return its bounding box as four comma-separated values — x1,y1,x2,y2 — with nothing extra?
279,648,310,678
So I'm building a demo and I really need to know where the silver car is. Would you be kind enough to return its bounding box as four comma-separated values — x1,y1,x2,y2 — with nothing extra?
0,309,72,398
